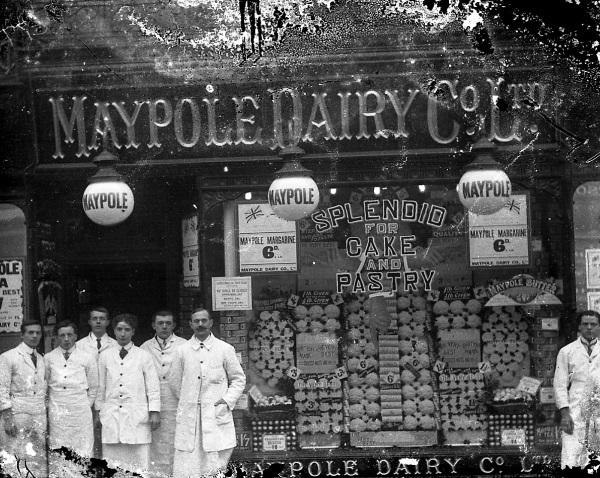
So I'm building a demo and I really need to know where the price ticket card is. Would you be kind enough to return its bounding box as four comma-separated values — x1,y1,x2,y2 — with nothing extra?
541,318,559,330
333,366,348,379
248,385,265,403
501,429,526,446
286,366,302,380
234,394,249,410
478,361,492,373
262,434,287,451
516,376,543,395
433,360,447,373
539,387,556,404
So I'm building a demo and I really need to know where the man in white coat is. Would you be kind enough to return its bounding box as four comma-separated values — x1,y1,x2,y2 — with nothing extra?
77,306,118,356
96,313,161,474
76,305,118,459
0,320,47,477
554,309,600,469
46,320,98,466
171,308,246,478
140,310,186,476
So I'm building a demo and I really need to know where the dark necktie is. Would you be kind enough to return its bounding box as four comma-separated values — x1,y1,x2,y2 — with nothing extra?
31,352,37,368
97,338,102,350
64,351,70,361
588,339,598,355
120,347,128,359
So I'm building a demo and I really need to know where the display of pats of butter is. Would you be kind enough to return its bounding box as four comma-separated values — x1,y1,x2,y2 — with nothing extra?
481,306,531,388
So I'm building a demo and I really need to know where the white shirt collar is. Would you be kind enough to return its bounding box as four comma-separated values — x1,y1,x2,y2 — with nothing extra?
121,342,134,351
581,337,598,346
90,333,109,342
20,343,36,354
192,333,214,350
60,345,76,353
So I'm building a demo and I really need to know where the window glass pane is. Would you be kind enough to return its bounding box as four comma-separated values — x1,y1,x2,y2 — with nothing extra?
573,182,600,311
0,204,26,257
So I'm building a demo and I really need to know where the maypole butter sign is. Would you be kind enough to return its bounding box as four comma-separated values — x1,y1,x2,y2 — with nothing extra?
468,194,530,268
0,259,24,333
238,203,298,273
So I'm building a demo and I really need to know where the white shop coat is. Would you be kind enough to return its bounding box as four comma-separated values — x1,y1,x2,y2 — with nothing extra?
554,339,600,468
141,334,187,408
0,343,47,476
45,345,98,455
95,344,161,444
77,332,118,359
170,334,246,452
141,334,186,472
0,343,46,414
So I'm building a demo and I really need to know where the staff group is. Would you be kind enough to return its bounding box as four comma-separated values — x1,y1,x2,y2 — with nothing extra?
0,307,246,477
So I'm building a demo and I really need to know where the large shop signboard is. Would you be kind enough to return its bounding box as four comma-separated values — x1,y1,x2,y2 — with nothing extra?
467,193,531,268
0,259,24,333
237,203,299,273
39,76,554,164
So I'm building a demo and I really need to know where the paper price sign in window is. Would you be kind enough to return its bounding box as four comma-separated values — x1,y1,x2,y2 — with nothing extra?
237,203,298,274
541,318,559,330
237,432,252,450
262,434,287,451
539,387,556,404
334,367,348,379
478,361,492,373
433,360,447,373
516,376,543,395
248,385,265,403
501,429,526,446
286,366,301,380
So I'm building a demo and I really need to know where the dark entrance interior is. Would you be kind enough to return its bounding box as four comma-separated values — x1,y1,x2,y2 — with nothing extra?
72,262,166,346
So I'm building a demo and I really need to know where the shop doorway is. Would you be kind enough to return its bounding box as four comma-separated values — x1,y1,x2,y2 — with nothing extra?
72,262,167,346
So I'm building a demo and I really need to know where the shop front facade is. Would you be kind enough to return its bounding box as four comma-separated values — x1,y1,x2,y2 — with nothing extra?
3,15,600,475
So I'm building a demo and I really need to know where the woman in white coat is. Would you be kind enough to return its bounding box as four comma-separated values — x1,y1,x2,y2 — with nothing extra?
95,314,161,474
170,308,246,478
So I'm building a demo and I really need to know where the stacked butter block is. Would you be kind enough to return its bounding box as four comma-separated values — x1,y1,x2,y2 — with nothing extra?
345,293,383,433
220,310,252,449
395,292,437,431
220,310,250,368
378,296,403,429
529,312,560,446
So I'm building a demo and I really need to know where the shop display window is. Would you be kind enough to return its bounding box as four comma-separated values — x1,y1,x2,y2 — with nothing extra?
210,184,562,451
